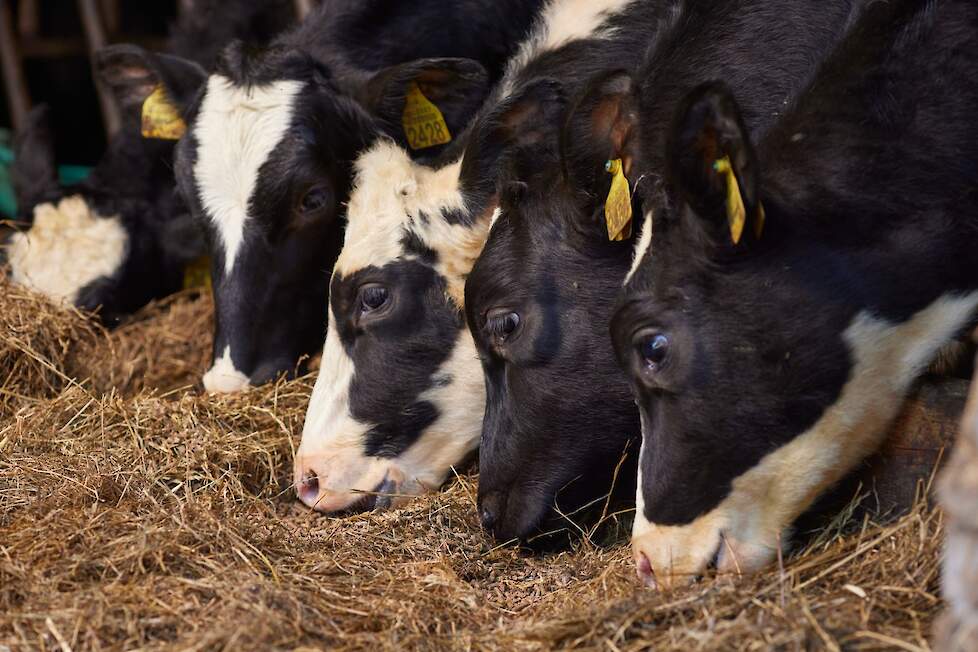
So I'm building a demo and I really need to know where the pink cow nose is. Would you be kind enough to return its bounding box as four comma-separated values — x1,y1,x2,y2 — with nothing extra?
297,469,321,508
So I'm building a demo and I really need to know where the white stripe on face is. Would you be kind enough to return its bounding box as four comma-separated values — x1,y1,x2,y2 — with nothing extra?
7,195,128,305
633,290,978,588
193,75,303,275
624,210,654,286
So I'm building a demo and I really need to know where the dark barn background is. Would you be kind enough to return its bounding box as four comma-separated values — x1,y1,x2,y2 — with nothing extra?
0,1,180,166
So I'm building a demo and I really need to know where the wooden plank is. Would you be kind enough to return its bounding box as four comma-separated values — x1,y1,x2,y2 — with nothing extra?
859,375,969,514
800,375,968,532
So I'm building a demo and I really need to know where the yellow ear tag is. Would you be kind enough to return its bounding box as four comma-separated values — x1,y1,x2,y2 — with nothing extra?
713,156,746,244
754,201,766,239
402,82,452,150
182,255,212,292
141,85,187,140
605,159,633,241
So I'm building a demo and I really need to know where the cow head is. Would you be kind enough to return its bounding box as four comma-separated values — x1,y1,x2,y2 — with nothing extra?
109,41,489,393
293,80,556,514
464,75,642,545
612,82,978,588
4,50,207,323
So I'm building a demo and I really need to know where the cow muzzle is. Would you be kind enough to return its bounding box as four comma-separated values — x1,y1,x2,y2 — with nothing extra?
293,453,420,514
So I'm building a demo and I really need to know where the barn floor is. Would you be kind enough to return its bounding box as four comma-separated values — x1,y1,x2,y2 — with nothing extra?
0,275,946,651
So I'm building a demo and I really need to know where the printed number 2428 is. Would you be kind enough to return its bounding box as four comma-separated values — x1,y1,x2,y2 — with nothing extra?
408,121,448,148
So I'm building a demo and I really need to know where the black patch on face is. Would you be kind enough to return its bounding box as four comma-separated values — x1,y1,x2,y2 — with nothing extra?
400,230,438,265
330,259,464,460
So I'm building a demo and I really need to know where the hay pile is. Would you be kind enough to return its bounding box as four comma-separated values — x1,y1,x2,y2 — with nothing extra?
0,273,947,651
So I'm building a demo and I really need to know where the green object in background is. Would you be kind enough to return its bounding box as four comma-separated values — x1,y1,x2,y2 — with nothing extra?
0,127,93,219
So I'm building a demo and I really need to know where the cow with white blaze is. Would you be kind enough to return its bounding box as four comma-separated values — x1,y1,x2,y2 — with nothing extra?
464,0,865,544
292,0,681,516
4,0,296,324
111,0,545,394
612,0,978,588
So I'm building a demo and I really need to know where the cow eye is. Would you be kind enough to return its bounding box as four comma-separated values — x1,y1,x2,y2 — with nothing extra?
486,310,521,342
299,184,332,214
636,332,669,370
359,284,389,313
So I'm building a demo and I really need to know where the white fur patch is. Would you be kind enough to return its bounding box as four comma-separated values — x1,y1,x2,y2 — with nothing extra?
624,210,654,286
193,75,303,274
633,291,978,587
202,345,250,394
6,195,128,305
501,0,635,97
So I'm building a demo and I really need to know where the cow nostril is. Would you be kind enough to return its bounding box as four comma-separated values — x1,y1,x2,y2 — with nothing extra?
297,470,320,506
479,493,501,535
479,505,496,533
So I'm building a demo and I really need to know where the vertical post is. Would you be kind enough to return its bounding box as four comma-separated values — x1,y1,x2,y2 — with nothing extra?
77,0,121,138
294,0,314,21
0,0,31,130
17,0,38,37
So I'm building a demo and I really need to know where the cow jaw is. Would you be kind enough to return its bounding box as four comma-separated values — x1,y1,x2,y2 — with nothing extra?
7,195,128,306
633,291,978,588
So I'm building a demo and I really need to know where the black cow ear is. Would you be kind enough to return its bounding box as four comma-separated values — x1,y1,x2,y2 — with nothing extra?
666,82,761,245
562,70,638,180
459,78,567,201
360,58,490,144
96,44,207,123
11,105,60,217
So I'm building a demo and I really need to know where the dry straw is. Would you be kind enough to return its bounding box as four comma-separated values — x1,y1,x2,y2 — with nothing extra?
0,273,947,651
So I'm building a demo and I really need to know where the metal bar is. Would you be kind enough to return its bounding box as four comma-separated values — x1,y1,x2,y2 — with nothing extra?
77,0,121,138
0,0,31,130
17,0,39,38
295,0,314,20
99,0,119,36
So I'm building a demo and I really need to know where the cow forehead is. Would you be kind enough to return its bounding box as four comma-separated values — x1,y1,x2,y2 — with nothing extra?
193,74,304,274
336,142,473,296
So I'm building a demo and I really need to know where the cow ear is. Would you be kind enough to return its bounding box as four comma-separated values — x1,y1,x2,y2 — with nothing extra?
360,58,490,144
459,78,567,200
561,71,638,182
96,44,207,123
11,105,60,217
666,82,761,246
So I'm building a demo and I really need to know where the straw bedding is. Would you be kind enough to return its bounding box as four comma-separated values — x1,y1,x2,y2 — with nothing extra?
0,272,949,651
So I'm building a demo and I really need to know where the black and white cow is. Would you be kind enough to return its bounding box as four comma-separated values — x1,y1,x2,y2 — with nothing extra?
291,0,679,516
113,0,544,393
612,0,978,587
4,0,297,324
464,0,866,544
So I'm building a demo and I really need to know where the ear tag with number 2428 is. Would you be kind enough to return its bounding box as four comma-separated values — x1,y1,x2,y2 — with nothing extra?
605,159,633,241
402,82,452,150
